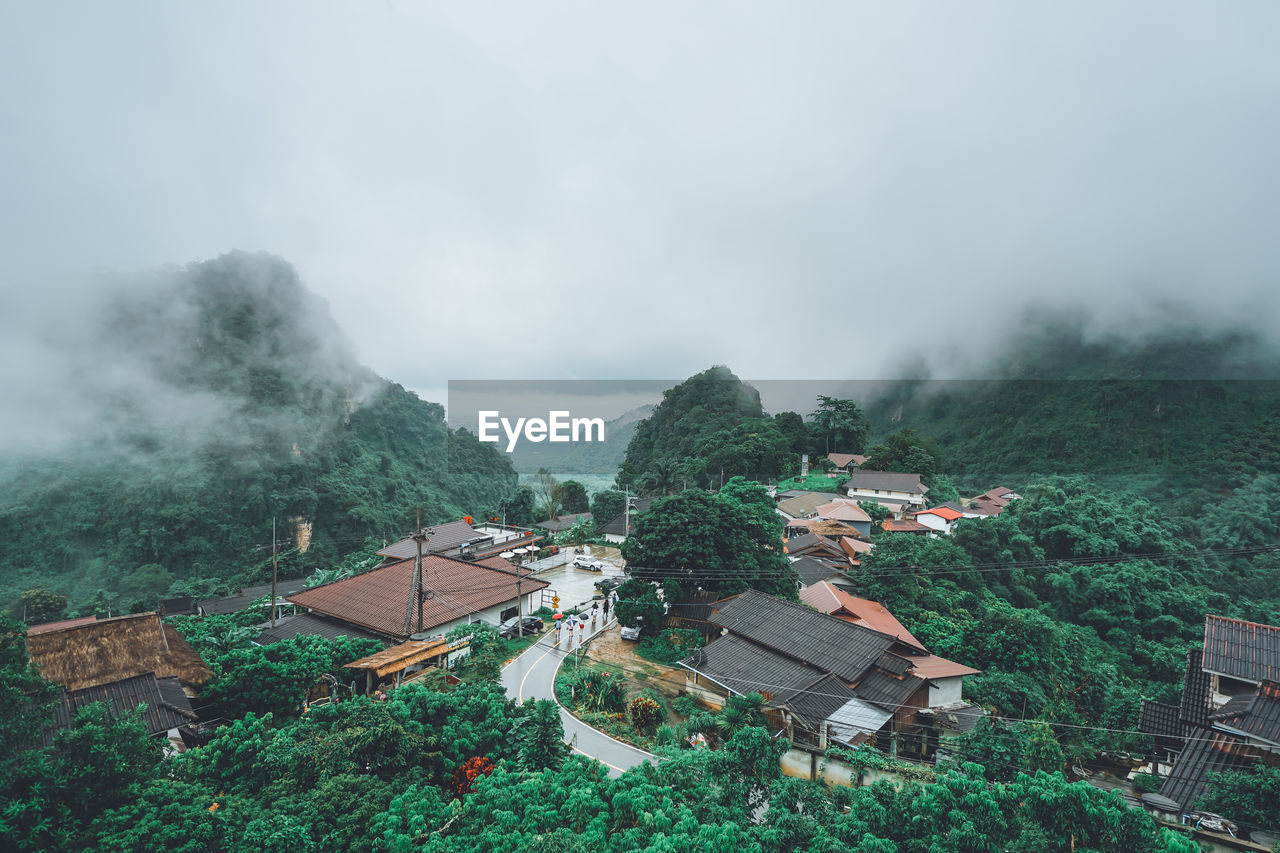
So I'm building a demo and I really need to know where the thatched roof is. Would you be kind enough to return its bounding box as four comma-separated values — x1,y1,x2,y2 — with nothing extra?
26,612,212,691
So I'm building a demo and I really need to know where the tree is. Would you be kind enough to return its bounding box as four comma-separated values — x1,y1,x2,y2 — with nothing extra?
0,615,59,758
553,480,590,515
1198,764,1280,833
613,579,665,638
861,428,942,478
513,698,566,771
499,487,537,527
620,489,798,598
532,469,561,521
11,588,67,625
590,490,627,530
808,396,870,456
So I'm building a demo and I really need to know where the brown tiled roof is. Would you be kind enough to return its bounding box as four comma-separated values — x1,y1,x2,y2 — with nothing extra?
288,554,548,639
826,453,867,469
842,472,927,495
815,500,872,523
26,612,211,691
1203,614,1280,683
909,654,982,680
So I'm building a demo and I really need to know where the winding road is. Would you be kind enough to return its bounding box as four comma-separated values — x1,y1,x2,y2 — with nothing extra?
500,617,654,777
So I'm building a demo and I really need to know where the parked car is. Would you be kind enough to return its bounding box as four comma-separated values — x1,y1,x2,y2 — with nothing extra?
497,616,544,639
619,624,642,640
571,554,605,571
593,576,624,594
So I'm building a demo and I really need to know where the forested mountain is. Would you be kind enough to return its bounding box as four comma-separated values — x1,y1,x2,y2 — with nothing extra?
0,252,516,615
508,404,652,476
861,325,1280,510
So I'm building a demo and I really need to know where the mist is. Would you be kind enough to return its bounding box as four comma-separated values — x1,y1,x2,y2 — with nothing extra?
0,252,378,466
2,2,1279,396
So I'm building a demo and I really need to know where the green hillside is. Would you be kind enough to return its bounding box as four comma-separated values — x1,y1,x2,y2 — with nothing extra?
0,252,516,615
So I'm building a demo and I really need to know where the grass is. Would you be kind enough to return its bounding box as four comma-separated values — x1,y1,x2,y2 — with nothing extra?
775,473,847,493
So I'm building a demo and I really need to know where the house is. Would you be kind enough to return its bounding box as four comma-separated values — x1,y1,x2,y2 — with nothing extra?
790,556,853,589
344,636,468,695
601,498,655,543
963,487,1021,518
197,579,307,617
35,672,199,751
841,471,928,509
784,532,849,564
911,504,966,536
257,611,391,647
814,500,873,538
26,611,211,693
840,536,874,567
378,519,541,562
287,553,549,642
826,453,868,474
799,581,980,707
681,590,956,760
1142,615,1280,813
536,512,592,534
880,518,931,535
776,491,839,522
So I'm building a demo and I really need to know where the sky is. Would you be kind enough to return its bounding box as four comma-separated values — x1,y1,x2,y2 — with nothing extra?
3,2,1280,407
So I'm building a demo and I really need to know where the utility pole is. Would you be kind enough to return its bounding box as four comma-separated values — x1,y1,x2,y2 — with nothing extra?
516,560,524,638
402,508,429,637
270,517,279,628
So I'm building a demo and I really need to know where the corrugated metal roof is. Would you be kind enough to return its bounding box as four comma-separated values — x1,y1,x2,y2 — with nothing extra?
710,589,893,683
1203,615,1280,683
1161,728,1256,809
842,471,927,494
681,634,857,728
1212,684,1280,746
777,492,835,520
1180,648,1212,727
288,554,547,639
855,667,926,712
38,672,197,747
827,698,893,745
377,521,494,560
600,499,654,536
198,579,308,616
257,612,392,646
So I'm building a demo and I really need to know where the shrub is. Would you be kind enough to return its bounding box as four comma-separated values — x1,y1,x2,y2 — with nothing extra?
635,629,707,666
673,694,699,717
1131,772,1163,795
630,696,663,734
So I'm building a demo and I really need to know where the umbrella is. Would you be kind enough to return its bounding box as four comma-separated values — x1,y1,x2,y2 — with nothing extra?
552,613,564,620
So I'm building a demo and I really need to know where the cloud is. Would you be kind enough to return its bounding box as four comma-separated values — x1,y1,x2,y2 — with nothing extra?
2,1,1279,397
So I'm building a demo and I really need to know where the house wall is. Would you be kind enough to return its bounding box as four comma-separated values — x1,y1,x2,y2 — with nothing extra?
844,487,925,508
431,591,543,636
928,676,964,707
604,533,626,545
914,514,950,535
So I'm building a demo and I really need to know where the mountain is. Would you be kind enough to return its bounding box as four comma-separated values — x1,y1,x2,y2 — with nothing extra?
0,252,516,614
862,324,1280,506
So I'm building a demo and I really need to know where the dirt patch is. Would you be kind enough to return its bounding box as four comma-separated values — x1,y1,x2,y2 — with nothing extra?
583,624,689,700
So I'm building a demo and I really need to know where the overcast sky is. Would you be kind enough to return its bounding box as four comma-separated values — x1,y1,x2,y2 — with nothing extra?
3,2,1279,405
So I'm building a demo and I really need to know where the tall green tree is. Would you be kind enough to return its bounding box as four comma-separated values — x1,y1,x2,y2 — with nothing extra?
620,489,798,597
808,395,870,456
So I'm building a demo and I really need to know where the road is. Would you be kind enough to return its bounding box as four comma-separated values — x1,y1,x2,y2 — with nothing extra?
500,615,655,777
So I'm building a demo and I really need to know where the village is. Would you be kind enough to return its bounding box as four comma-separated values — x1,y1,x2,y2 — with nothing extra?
19,454,1280,851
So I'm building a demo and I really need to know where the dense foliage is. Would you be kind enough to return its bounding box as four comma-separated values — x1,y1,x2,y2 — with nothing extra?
620,481,798,597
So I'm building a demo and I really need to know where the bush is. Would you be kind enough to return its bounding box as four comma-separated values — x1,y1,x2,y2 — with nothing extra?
654,724,681,747
1131,772,1164,794
635,629,706,666
673,694,700,717
630,696,663,734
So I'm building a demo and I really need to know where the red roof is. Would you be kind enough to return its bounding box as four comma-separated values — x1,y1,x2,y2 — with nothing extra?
913,506,963,521
289,554,548,639
909,654,981,680
798,581,927,653
27,616,98,635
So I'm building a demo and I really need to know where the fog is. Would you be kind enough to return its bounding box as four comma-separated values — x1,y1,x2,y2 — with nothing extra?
3,2,1279,421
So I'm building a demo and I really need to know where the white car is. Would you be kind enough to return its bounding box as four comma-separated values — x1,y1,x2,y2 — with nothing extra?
571,554,605,571
619,624,642,640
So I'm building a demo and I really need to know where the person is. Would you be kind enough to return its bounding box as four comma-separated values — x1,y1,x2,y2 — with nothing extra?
602,596,611,621
590,602,599,625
